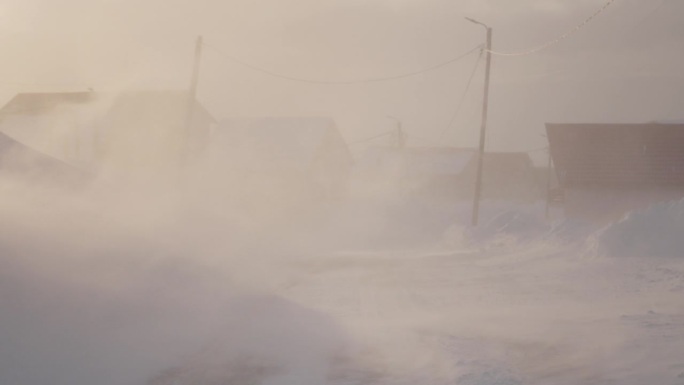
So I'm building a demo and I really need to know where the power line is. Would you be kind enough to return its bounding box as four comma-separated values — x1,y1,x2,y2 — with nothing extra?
486,0,620,57
202,41,483,85
439,49,483,140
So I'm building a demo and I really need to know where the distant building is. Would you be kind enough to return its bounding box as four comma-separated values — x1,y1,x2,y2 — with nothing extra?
356,147,540,202
547,122,684,222
208,117,353,200
355,147,474,200
462,151,541,202
0,91,99,166
96,90,216,174
0,90,217,176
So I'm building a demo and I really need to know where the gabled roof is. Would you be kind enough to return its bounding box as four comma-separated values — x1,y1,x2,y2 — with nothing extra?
0,91,96,117
547,123,684,188
212,117,351,171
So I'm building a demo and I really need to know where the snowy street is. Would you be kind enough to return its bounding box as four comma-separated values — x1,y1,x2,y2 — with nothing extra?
275,241,684,384
2,185,684,385
3,0,684,383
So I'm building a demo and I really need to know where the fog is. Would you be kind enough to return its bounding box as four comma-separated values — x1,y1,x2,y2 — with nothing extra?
3,0,684,154
2,1,684,384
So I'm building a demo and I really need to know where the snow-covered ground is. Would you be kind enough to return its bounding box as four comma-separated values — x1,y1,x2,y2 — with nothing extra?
1,179,684,384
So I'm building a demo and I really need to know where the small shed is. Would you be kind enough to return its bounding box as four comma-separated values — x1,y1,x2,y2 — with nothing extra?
547,122,684,221
209,117,353,200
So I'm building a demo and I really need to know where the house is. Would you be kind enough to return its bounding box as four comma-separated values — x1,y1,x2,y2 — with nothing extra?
0,91,100,166
461,152,541,202
354,146,475,200
547,122,684,222
207,117,353,200
95,90,216,174
0,90,216,177
356,147,539,203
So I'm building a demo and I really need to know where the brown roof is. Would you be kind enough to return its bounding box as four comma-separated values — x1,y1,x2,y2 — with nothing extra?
547,123,684,188
0,92,96,117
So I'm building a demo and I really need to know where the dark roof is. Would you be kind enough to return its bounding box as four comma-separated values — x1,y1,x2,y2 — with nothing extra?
0,92,96,117
546,123,684,188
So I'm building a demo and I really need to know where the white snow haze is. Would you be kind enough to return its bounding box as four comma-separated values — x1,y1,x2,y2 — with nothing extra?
1,1,684,385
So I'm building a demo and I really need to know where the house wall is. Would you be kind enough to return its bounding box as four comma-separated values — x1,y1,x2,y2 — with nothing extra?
95,101,213,175
0,110,99,167
564,188,684,222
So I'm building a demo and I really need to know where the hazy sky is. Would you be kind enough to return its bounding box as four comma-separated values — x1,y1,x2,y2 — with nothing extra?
1,0,683,162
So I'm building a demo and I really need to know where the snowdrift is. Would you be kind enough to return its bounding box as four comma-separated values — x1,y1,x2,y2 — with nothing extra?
444,205,597,250
591,199,684,258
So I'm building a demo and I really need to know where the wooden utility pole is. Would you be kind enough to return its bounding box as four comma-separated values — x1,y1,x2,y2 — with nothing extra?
467,19,492,227
183,35,203,161
545,147,553,220
189,35,203,100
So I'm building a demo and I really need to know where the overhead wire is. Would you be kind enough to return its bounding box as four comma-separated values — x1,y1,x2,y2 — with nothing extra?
486,0,620,57
202,41,483,85
438,49,483,141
